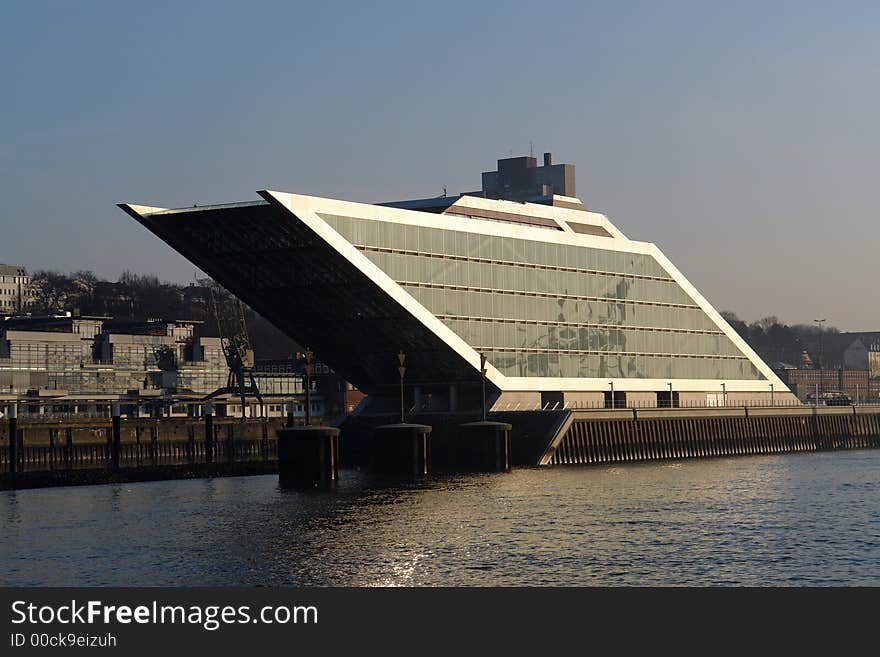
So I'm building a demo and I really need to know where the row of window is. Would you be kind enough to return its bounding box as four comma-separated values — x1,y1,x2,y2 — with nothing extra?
484,350,764,380
2,343,228,376
402,285,720,332
321,214,670,277
3,343,89,365
364,250,695,306
440,319,743,358
0,370,231,394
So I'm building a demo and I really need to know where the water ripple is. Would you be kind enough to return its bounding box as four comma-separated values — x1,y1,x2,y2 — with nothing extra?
3,451,880,586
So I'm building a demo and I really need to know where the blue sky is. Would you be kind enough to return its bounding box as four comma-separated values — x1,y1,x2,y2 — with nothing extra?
2,1,878,329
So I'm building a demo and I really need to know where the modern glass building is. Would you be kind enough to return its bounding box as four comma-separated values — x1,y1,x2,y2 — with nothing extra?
121,155,793,411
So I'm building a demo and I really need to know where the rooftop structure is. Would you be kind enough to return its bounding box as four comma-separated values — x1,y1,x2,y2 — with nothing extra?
481,152,576,201
121,155,794,411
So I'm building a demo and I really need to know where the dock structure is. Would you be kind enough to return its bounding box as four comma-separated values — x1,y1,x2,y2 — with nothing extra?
2,405,880,489
333,404,880,473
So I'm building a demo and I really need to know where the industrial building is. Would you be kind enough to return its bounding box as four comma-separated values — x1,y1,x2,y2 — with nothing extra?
0,315,336,419
121,154,796,413
0,315,226,394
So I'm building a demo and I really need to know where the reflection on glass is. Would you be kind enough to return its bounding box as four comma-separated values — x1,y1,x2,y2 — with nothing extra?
322,214,765,381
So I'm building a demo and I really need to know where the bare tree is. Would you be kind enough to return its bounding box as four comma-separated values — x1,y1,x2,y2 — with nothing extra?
29,270,77,313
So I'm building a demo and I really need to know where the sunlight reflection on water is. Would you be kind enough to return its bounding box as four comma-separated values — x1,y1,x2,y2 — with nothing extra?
3,450,880,586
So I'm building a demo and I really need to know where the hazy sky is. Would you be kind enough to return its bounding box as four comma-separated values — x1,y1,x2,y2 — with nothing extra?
2,1,878,330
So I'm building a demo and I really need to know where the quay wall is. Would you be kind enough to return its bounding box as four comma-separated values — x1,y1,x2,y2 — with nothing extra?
543,406,880,465
3,406,880,489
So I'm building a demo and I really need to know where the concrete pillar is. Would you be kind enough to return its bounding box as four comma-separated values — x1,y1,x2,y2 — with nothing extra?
449,385,458,412
457,421,512,472
204,402,214,464
277,426,340,489
372,423,432,477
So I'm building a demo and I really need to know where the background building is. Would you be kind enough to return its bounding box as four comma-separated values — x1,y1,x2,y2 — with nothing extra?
0,264,32,315
774,366,880,403
0,313,368,420
843,336,880,378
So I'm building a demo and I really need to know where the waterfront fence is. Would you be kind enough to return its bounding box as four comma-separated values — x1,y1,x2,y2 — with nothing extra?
0,417,284,474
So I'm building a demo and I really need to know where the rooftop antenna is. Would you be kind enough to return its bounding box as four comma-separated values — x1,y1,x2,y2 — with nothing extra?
529,140,534,158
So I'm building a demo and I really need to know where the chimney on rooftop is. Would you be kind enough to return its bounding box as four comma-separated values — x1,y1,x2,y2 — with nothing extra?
543,152,552,166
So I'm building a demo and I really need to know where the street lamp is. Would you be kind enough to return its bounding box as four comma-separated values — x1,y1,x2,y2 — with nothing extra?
480,353,488,421
397,351,406,424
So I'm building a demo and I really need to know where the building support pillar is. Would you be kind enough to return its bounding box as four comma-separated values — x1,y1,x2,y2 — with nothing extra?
277,426,340,489
372,423,432,477
457,421,512,472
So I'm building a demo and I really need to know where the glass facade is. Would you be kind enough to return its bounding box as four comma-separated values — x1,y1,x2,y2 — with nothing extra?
321,214,765,381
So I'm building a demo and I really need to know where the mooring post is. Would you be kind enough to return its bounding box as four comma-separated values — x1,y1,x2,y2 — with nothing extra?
187,424,196,464
150,423,158,466
226,424,235,462
48,427,56,470
204,402,214,465
65,427,73,468
111,403,121,469
7,403,17,480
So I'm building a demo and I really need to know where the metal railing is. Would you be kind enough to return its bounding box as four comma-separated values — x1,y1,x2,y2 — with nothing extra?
499,399,880,411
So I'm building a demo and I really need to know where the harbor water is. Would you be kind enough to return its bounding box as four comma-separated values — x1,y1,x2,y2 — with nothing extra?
3,449,880,586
